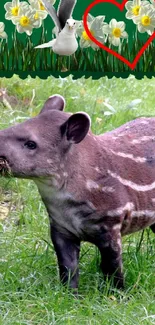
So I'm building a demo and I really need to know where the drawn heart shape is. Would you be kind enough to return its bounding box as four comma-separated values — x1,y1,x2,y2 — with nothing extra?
83,0,155,70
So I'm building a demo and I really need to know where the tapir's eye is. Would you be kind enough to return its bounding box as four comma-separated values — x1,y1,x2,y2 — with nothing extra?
24,141,37,150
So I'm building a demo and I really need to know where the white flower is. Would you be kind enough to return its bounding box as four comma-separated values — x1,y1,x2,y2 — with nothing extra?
125,0,150,20
150,0,155,9
0,22,7,39
133,5,155,34
13,5,41,35
103,19,128,47
4,0,28,24
28,0,48,27
77,14,107,50
37,0,55,11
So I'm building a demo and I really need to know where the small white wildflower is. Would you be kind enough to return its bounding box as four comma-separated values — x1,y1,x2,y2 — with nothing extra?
103,19,128,47
0,22,7,39
150,0,155,8
77,14,107,50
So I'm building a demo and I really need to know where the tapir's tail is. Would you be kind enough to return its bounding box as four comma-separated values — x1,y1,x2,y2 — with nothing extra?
35,39,56,49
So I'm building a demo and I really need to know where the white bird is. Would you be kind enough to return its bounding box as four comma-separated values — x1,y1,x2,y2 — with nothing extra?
35,0,78,56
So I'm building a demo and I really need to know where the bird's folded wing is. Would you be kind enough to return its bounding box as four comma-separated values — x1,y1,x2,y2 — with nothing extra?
35,39,56,49
58,0,77,29
41,0,62,32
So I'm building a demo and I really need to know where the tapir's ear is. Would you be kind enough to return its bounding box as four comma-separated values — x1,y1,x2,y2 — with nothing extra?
61,113,91,144
40,94,65,114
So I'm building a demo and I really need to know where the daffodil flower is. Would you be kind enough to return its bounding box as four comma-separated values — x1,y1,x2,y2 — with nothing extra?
28,0,48,27
150,0,155,9
77,14,107,50
133,5,155,34
125,0,150,20
13,6,41,35
0,22,7,39
103,19,128,47
4,0,28,24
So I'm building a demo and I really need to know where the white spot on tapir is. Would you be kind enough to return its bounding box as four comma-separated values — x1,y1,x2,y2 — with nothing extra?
131,136,155,144
86,180,114,193
55,173,61,179
52,178,59,187
47,159,53,164
117,237,122,248
63,172,68,177
86,180,99,190
108,170,155,192
107,202,134,217
117,133,126,137
110,149,147,163
95,167,100,173
60,163,64,169
87,201,96,210
112,224,121,231
102,186,115,193
139,120,149,125
112,134,128,139
131,210,155,218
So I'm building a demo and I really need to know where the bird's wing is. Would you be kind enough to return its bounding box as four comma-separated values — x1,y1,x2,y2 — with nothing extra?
41,0,62,32
57,0,77,29
35,39,56,49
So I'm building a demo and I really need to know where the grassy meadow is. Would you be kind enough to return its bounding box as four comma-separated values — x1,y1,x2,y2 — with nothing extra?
0,75,155,324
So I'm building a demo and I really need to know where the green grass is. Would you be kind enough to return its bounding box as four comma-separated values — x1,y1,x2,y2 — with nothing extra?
0,31,155,72
0,75,155,324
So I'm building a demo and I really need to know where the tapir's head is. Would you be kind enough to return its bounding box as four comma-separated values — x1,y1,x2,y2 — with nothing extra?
0,95,90,179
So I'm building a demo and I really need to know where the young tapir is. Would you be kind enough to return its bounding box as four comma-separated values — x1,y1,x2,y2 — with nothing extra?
0,94,155,291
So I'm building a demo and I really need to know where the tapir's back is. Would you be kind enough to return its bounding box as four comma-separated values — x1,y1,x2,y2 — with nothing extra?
101,117,155,182
95,117,155,235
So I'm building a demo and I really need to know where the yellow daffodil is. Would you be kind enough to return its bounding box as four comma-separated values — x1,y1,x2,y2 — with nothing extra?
77,14,107,50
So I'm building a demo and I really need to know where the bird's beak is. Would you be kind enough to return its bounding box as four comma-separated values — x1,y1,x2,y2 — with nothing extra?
69,26,73,30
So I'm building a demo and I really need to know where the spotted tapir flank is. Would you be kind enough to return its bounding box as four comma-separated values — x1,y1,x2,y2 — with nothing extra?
0,94,155,291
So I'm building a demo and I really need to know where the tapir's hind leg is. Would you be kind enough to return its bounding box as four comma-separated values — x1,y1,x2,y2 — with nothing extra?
95,229,124,289
150,223,155,233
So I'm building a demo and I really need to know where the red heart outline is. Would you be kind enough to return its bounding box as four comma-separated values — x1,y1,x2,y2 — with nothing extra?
83,0,155,70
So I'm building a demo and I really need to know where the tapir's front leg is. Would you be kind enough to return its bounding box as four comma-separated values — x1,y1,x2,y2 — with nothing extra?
96,229,124,289
50,224,81,290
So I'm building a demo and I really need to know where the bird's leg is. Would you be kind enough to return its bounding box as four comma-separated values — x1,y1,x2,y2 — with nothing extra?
68,56,71,71
72,53,78,67
60,55,68,72
58,55,62,71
